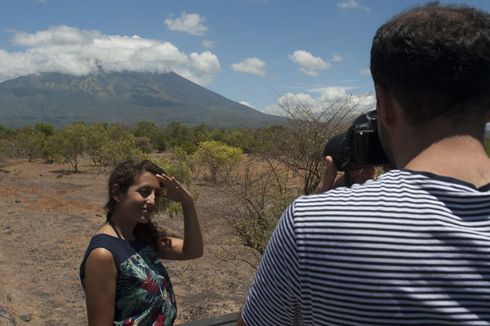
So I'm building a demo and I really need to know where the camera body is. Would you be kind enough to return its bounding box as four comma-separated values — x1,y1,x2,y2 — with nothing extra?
323,110,389,171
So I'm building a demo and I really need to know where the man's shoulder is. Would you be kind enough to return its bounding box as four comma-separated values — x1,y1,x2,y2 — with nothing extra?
295,169,409,205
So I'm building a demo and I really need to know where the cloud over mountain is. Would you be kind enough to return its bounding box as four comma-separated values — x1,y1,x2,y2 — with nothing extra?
0,25,220,85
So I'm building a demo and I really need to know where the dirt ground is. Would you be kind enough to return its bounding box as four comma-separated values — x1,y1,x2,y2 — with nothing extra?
0,158,261,325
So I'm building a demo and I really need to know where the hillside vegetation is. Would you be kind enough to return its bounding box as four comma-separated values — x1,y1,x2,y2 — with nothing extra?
0,71,286,128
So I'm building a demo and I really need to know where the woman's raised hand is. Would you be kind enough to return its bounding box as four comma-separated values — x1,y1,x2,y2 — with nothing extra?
156,174,193,206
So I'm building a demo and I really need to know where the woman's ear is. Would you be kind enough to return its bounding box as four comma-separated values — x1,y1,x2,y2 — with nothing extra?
111,184,121,202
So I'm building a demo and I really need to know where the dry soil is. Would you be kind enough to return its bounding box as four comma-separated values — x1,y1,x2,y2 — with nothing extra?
0,158,261,325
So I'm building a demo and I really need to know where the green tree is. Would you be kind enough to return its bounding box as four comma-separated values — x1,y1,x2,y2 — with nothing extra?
192,124,213,145
164,122,195,153
153,128,167,153
40,133,61,163
34,122,54,137
248,125,289,154
105,124,144,165
87,124,144,167
133,121,166,152
57,123,88,172
0,125,16,159
193,141,243,183
218,129,254,152
0,139,14,158
135,136,153,154
85,124,111,166
0,125,13,140
14,127,45,162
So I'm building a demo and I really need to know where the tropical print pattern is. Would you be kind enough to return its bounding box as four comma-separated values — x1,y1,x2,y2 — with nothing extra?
114,245,176,326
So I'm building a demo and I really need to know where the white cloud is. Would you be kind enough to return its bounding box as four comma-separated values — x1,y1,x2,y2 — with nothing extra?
279,92,318,108
360,68,371,76
12,25,99,47
202,40,216,49
288,50,330,77
0,25,221,86
258,87,375,118
337,0,360,9
230,57,267,76
331,53,343,62
239,101,256,109
164,12,208,36
189,51,221,84
337,0,370,11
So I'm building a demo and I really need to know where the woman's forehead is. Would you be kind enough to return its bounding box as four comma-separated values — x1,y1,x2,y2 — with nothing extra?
133,171,159,187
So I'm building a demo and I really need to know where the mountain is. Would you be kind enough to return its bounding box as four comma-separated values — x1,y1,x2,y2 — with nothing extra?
0,71,285,128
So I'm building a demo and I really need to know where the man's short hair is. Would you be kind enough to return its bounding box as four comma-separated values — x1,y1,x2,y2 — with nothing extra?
370,3,490,124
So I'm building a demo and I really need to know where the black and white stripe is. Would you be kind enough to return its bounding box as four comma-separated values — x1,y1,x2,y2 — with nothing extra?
243,170,490,325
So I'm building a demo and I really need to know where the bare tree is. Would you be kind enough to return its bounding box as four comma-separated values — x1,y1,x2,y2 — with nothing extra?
222,155,296,255
275,94,373,194
219,94,374,256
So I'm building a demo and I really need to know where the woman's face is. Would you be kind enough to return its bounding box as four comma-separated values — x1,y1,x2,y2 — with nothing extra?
116,171,162,224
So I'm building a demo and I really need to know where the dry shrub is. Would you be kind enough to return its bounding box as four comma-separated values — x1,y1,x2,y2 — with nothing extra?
223,155,300,254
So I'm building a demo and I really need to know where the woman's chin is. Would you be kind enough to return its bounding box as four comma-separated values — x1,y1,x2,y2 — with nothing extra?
138,214,152,223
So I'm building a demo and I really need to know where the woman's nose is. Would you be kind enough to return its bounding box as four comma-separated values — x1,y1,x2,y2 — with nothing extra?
146,192,156,205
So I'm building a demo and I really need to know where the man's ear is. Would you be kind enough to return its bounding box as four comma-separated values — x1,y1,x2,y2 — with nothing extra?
375,83,396,129
111,184,121,202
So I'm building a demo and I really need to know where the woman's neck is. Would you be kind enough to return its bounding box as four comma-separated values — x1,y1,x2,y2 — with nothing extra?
108,212,138,240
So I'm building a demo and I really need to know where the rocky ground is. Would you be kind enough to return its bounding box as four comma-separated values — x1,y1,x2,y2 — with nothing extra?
0,158,261,325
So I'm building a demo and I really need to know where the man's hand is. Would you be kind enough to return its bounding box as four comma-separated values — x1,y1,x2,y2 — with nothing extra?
312,156,338,194
312,155,375,194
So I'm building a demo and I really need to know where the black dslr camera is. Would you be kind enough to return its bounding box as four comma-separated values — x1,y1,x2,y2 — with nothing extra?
323,110,389,174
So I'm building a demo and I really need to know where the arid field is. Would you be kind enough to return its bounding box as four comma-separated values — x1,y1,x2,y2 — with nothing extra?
0,158,262,325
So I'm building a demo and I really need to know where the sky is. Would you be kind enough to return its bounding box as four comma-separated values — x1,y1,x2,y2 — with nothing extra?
2,0,490,120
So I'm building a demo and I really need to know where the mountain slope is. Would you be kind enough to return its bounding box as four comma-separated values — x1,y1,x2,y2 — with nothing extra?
0,71,285,128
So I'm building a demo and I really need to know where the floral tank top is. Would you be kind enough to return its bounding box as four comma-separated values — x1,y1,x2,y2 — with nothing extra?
80,234,177,325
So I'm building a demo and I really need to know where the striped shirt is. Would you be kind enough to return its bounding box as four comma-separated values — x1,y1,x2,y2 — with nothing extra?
242,169,490,326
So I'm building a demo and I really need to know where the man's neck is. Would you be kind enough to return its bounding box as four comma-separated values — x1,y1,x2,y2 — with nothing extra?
401,134,490,188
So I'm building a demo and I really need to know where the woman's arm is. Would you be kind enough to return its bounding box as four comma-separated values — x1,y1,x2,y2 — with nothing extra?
156,174,204,260
84,248,117,326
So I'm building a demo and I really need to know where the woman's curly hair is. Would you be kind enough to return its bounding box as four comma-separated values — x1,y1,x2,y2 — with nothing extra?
105,159,170,251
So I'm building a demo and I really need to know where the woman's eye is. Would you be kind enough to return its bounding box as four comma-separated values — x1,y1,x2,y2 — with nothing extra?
138,189,151,197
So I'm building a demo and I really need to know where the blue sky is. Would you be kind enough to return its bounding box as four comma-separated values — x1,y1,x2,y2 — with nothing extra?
2,0,490,118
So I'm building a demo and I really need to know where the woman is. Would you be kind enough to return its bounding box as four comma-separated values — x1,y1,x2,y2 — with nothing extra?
80,159,203,325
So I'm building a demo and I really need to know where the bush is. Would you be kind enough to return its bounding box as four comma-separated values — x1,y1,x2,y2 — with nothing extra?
152,150,195,218
0,139,14,158
193,141,243,183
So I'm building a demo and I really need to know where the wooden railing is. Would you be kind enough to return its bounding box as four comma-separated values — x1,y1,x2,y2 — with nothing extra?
178,312,238,326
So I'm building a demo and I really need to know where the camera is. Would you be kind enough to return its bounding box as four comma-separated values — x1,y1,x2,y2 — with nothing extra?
323,110,390,172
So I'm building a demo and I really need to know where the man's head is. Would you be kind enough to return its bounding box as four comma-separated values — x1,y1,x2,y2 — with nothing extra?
371,4,490,126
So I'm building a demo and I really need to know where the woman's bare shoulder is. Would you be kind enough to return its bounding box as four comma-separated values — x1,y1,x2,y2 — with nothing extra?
94,224,117,237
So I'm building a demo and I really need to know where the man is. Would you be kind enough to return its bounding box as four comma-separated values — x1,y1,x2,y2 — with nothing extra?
239,3,490,325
